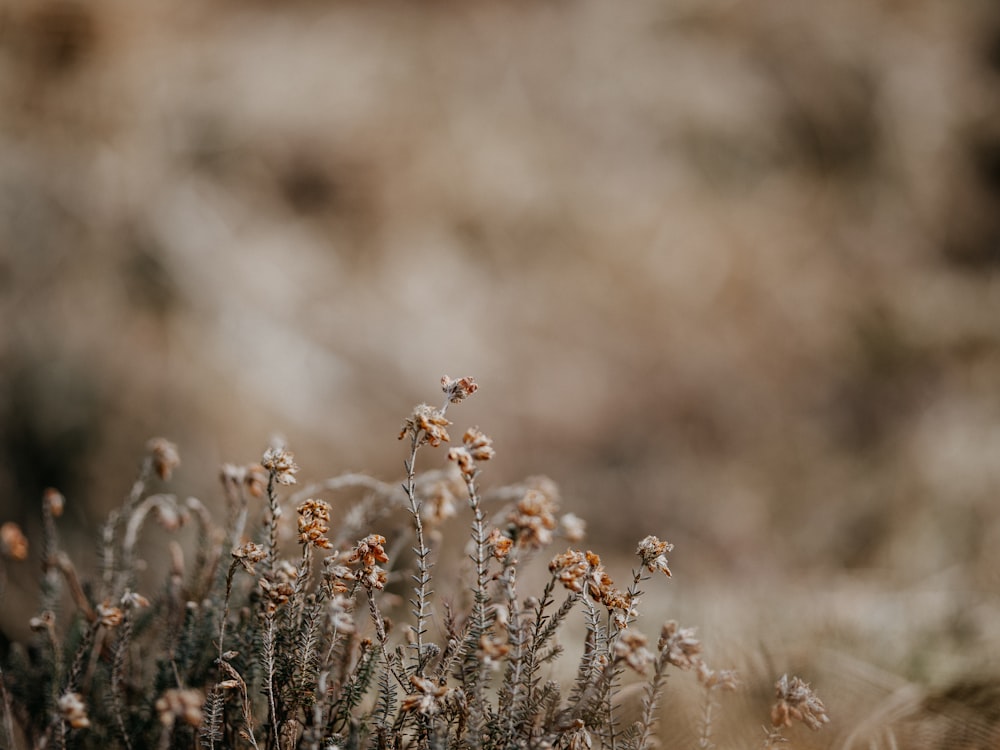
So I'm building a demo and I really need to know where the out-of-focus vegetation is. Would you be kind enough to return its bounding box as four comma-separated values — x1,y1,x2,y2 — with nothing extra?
2,1,1000,745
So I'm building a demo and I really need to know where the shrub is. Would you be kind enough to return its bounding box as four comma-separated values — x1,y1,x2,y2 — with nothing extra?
0,376,827,750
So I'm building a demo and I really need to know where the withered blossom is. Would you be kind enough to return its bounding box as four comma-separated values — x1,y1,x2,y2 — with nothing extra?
697,662,740,692
549,549,589,593
399,404,451,447
441,375,478,403
348,534,389,568
155,688,204,727
0,522,28,561
297,498,333,548
636,535,673,578
447,427,495,477
232,542,267,574
508,489,558,548
658,620,702,670
614,631,653,674
261,447,299,486
771,674,829,731
97,600,123,628
147,438,181,481
402,675,448,716
58,691,90,729
44,488,65,517
559,513,586,543
487,528,513,561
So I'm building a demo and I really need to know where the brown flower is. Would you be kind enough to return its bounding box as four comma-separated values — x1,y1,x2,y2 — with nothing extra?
771,674,829,730
697,662,740,692
261,447,298,486
97,600,123,628
399,404,451,447
147,438,181,481
614,631,653,674
657,620,702,670
636,535,673,577
232,542,267,574
0,522,28,561
297,498,333,549
58,691,90,729
441,375,479,404
447,427,495,477
508,489,558,549
156,688,204,727
347,534,389,567
487,528,514,561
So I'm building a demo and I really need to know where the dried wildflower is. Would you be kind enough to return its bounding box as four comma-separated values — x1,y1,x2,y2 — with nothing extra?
121,590,150,609
399,404,451,447
328,594,355,634
549,549,589,593
441,375,478,404
583,551,617,604
567,720,592,750
29,611,55,632
259,577,295,612
261,447,298,485
447,427,495,477
97,600,123,628
697,662,740,692
348,534,389,568
232,542,267,574
614,631,653,674
559,513,586,543
478,633,510,668
658,620,702,670
508,489,558,548
244,463,268,497
155,688,204,727
147,438,180,480
359,566,387,591
0,522,28,561
636,535,673,577
43,487,65,517
402,675,448,716
58,691,90,729
297,498,333,549
487,528,514,561
416,472,461,524
771,674,829,731
324,562,357,594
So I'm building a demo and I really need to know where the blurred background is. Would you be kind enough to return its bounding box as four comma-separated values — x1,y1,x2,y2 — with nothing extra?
3,0,1000,743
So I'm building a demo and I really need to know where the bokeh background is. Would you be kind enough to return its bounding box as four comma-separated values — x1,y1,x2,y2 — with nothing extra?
3,0,1000,745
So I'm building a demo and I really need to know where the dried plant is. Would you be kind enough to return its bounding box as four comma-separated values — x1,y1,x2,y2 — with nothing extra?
0,376,826,750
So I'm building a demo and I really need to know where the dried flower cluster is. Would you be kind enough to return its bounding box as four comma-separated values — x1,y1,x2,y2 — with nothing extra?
261,446,299,485
771,673,830,731
0,376,829,750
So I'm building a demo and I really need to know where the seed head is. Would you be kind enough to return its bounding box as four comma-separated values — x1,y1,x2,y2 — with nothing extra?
97,600,124,628
348,534,389,567
232,542,267,574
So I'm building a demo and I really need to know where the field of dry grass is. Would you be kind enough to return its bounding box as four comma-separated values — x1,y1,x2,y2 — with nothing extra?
3,0,1000,747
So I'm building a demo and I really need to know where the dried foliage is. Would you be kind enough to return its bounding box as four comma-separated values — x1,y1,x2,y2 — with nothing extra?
0,378,827,750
